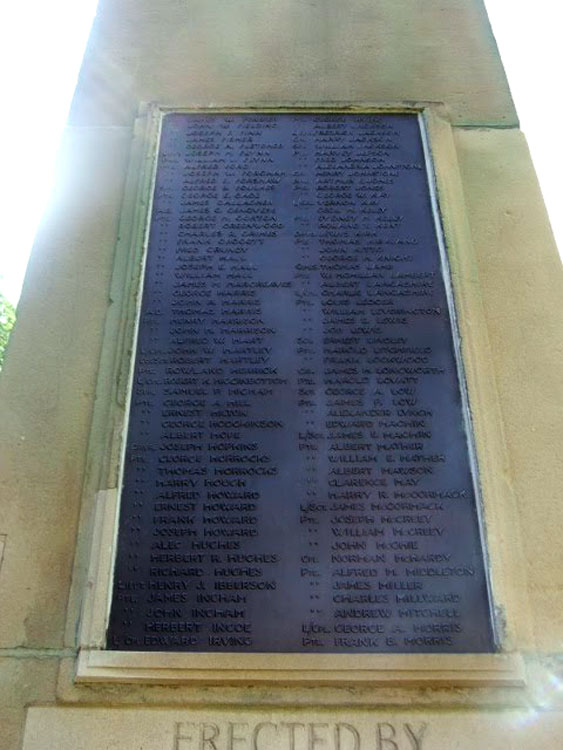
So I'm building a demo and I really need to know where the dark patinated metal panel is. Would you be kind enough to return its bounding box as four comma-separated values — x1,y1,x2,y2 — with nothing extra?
107,113,495,653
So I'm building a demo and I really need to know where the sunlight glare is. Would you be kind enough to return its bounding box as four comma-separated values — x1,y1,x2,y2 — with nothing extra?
0,0,98,305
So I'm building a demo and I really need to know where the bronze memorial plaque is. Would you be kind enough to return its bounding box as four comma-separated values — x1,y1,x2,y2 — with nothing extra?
107,113,495,653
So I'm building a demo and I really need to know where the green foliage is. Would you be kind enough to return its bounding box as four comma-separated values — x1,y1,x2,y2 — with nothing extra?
0,292,16,370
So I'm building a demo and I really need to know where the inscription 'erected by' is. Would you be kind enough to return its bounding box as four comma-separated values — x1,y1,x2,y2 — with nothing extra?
107,113,495,654
173,720,428,750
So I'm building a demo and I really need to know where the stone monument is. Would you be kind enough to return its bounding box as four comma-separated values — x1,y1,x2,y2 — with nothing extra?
0,1,562,748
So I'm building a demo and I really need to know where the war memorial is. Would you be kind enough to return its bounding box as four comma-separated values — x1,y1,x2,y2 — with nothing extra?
0,0,562,747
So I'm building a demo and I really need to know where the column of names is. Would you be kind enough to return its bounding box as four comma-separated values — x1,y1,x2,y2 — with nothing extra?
108,113,494,654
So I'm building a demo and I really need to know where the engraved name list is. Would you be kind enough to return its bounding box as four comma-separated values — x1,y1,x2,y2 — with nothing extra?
107,113,494,654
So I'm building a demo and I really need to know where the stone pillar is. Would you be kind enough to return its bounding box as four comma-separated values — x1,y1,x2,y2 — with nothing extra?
0,1,561,748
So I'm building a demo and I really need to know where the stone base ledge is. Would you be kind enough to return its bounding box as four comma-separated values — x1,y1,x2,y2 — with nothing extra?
76,648,525,687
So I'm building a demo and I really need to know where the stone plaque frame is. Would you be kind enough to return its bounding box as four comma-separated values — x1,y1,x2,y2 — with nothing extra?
71,104,527,687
